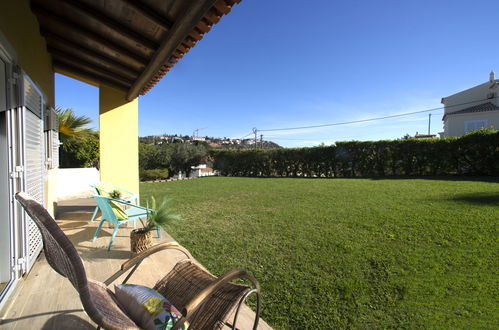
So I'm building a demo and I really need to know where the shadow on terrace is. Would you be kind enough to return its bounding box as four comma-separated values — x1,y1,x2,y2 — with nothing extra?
0,198,271,330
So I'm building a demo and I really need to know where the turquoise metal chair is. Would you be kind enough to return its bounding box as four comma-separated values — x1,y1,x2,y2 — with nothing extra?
90,182,139,222
92,195,161,251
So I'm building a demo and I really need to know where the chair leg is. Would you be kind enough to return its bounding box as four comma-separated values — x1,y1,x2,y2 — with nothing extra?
92,219,105,242
90,206,99,222
107,224,120,251
232,289,260,330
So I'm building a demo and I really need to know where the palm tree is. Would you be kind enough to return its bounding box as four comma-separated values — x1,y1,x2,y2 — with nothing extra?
56,107,99,168
56,106,93,151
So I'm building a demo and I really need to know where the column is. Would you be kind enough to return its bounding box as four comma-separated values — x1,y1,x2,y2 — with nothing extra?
99,85,139,195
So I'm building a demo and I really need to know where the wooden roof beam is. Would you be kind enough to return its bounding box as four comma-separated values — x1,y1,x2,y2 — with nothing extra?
48,46,138,81
54,60,130,92
31,3,149,66
127,0,219,100
118,0,173,31
32,3,149,64
42,29,142,75
53,54,133,87
60,0,159,51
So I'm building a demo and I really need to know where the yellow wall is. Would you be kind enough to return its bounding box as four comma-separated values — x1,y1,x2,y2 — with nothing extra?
99,85,139,195
44,169,58,216
1,0,57,214
0,1,54,105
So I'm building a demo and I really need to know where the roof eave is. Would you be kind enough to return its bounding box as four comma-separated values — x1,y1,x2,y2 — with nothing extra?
126,0,218,101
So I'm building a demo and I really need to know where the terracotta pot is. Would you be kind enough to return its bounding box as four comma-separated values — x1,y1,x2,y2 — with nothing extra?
130,229,153,254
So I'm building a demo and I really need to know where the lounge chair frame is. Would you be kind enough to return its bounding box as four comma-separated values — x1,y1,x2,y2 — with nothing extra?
92,195,160,250
90,182,138,222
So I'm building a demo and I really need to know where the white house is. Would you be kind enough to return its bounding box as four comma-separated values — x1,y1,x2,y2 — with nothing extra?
441,71,499,137
190,164,216,178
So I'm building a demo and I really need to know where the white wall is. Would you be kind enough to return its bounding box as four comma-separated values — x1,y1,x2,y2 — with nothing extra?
56,168,99,200
444,111,499,137
442,81,498,115
442,74,498,136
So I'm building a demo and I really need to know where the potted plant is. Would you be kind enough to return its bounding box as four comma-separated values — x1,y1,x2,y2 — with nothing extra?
130,196,181,253
109,189,122,199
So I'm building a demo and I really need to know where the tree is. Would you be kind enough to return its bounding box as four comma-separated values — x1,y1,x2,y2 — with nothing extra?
170,143,208,176
60,132,99,168
57,107,99,168
139,142,159,170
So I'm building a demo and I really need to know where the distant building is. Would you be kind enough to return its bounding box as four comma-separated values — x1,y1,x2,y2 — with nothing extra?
414,132,437,139
442,71,499,137
190,164,216,178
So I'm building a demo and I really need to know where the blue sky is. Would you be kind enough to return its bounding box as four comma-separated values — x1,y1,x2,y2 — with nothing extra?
56,0,499,147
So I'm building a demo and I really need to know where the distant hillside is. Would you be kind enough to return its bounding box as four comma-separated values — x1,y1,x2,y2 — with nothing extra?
139,134,281,149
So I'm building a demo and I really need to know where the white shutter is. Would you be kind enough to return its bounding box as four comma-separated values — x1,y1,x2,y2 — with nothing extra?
51,130,59,169
23,77,44,272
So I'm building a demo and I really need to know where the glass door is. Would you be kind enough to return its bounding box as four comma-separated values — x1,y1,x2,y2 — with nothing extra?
0,57,13,297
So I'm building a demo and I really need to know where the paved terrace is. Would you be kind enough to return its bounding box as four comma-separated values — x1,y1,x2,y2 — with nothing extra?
0,198,271,330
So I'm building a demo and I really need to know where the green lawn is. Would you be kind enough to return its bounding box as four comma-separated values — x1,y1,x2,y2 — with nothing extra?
140,177,499,329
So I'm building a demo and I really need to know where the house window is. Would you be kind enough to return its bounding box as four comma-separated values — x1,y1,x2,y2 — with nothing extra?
464,120,488,133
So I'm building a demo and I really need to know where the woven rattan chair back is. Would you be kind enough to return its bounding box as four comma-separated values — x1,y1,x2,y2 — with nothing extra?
15,192,139,330
15,192,87,291
154,260,252,329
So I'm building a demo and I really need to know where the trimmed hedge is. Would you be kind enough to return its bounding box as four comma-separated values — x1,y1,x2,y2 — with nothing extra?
212,129,499,177
140,168,169,181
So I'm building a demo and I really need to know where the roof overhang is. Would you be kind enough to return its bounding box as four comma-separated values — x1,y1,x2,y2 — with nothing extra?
31,0,241,101
442,102,499,121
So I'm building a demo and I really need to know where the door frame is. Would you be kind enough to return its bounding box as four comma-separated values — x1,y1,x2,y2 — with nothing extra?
0,39,22,312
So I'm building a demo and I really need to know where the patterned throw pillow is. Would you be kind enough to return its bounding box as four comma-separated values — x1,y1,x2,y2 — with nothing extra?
114,284,189,330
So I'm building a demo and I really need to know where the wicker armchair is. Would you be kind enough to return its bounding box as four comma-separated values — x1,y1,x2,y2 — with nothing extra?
15,192,261,330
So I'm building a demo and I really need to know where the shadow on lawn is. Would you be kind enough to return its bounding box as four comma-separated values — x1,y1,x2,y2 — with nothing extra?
368,175,499,183
240,175,499,183
448,192,499,206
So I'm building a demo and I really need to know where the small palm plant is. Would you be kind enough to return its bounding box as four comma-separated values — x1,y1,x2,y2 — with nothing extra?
109,189,122,200
140,196,181,233
131,196,181,253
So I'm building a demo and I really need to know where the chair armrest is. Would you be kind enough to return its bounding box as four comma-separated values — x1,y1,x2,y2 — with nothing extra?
93,182,138,203
123,193,139,204
108,183,138,202
183,268,259,314
103,242,192,286
170,268,261,330
104,196,152,212
121,242,192,271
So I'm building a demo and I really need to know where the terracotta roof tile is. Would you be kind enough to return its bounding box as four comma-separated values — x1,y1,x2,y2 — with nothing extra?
140,0,242,95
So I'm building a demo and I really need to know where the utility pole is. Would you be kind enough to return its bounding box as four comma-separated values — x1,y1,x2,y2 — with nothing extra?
260,134,263,149
253,127,257,150
428,114,431,135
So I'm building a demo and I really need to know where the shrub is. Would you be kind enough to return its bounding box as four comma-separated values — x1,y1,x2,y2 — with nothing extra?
140,168,169,181
211,129,499,177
